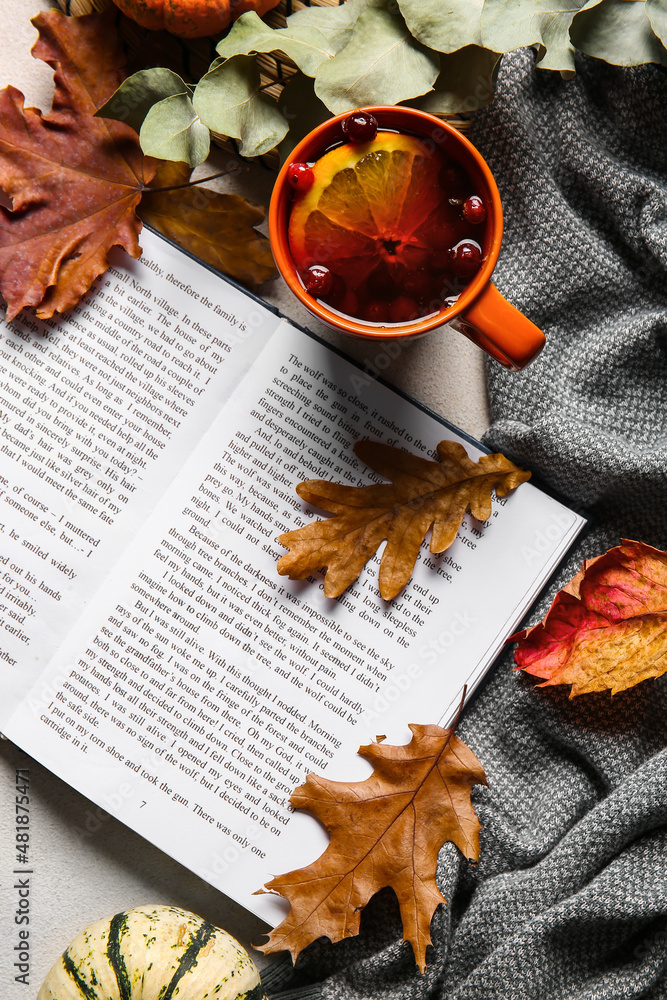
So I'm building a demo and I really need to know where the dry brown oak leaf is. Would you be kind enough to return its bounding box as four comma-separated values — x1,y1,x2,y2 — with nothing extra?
0,10,156,321
140,162,277,291
277,439,531,600
512,538,667,696
257,722,487,971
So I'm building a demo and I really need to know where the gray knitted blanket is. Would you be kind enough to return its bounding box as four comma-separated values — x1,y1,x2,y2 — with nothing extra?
263,49,667,1000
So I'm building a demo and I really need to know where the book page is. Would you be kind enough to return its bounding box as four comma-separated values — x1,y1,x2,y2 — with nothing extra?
0,229,278,721
5,321,586,925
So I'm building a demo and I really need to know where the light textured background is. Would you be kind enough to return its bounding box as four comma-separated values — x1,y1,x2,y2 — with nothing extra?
0,1,490,993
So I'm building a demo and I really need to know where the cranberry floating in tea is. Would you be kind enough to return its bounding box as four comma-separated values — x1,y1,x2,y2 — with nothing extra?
341,110,378,144
303,264,334,297
450,240,483,278
287,114,490,326
462,195,487,225
287,162,314,192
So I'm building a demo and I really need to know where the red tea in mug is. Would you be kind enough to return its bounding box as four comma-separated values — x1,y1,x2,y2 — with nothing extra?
286,111,490,327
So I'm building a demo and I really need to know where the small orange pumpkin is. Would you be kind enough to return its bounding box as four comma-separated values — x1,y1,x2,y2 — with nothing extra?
111,0,281,38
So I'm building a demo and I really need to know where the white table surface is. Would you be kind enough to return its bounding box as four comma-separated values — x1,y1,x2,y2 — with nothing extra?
0,1,490,992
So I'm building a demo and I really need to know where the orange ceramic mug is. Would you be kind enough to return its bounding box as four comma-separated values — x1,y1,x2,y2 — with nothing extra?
269,106,545,371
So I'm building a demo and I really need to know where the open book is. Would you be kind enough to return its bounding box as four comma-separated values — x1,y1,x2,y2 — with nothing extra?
0,228,585,925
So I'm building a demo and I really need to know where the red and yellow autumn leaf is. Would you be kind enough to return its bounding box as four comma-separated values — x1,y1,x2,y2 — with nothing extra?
0,10,155,321
512,539,667,696
257,719,487,971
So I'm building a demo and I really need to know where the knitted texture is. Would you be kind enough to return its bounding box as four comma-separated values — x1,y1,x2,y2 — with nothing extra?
268,50,667,999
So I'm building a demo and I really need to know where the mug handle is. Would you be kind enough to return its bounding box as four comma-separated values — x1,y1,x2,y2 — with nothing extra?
450,282,545,371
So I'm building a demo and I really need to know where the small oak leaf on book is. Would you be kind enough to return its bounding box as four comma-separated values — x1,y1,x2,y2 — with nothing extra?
512,538,667,696
256,703,487,972
140,162,277,292
0,10,155,321
277,439,531,600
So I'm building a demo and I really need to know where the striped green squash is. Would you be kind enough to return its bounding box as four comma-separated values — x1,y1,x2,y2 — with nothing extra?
37,904,268,1000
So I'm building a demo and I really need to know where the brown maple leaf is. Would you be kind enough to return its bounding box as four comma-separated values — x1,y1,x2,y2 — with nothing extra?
257,710,487,971
277,439,531,600
0,10,156,320
512,539,667,696
140,162,277,291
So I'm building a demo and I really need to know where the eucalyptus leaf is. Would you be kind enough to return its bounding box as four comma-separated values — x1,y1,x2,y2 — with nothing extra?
646,0,667,47
481,0,601,72
411,47,500,114
287,0,389,52
193,54,289,158
397,0,483,51
215,10,334,77
95,68,189,134
277,73,330,163
571,0,667,65
139,94,210,167
314,7,440,115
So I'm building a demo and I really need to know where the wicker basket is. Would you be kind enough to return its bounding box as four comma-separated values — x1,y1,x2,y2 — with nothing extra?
56,0,467,166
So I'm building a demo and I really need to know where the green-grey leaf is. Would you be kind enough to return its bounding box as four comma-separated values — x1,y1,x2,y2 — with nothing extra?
571,0,667,65
397,0,483,51
139,93,210,167
314,8,440,115
287,0,390,52
481,0,602,72
646,0,667,47
193,54,289,158
277,73,331,163
95,68,189,134
410,47,501,114
215,10,334,77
